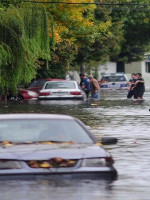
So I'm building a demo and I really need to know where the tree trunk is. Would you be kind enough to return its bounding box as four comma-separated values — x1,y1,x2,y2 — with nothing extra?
80,63,85,74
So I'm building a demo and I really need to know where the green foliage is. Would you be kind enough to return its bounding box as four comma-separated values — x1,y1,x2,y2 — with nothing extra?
74,0,150,66
110,0,150,62
0,0,22,8
0,4,50,94
1,0,150,91
73,0,124,69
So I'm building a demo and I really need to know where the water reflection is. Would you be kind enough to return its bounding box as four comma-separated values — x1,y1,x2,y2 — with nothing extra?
0,179,114,200
38,99,85,106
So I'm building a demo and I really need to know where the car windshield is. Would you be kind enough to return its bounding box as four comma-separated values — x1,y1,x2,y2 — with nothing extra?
45,82,76,89
28,80,46,88
101,76,126,82
0,119,93,144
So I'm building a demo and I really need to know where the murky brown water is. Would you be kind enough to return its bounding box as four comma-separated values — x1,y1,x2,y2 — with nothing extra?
0,90,150,200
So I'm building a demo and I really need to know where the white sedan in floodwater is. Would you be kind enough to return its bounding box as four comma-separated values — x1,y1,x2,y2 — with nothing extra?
0,114,117,180
38,80,86,100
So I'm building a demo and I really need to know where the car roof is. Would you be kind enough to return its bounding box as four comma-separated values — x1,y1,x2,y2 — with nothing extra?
45,80,77,83
36,78,66,81
0,114,74,120
102,73,126,77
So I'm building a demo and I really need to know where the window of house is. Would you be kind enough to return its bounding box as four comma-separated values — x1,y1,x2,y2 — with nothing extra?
145,62,150,73
117,61,125,73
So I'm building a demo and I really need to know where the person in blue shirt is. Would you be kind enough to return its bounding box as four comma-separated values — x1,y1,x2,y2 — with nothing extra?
79,73,91,98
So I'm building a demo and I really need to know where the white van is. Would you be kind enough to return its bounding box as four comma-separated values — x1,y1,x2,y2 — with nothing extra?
99,73,128,90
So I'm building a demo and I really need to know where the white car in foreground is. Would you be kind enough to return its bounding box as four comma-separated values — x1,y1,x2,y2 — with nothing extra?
38,80,86,100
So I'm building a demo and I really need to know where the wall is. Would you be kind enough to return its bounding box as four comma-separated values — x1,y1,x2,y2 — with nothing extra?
125,62,142,74
97,62,117,80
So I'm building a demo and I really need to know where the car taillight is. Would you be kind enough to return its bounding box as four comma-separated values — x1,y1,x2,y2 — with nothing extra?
39,92,50,96
70,92,81,95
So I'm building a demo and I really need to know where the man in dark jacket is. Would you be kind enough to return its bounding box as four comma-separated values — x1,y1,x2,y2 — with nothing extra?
134,73,145,100
79,73,90,98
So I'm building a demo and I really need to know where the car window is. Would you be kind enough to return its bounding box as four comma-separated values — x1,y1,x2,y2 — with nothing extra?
45,82,76,89
0,119,94,144
28,80,38,87
36,80,47,87
102,76,126,82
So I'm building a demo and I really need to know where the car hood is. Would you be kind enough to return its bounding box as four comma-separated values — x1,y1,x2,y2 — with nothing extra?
0,143,110,160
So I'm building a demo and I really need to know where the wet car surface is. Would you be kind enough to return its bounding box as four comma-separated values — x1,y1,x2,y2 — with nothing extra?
0,114,116,179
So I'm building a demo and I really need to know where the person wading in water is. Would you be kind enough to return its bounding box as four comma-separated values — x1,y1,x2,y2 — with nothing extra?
79,73,91,99
89,75,100,100
134,73,145,100
127,73,137,99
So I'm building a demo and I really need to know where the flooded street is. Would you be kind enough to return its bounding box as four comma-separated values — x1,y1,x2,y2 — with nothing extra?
0,90,150,200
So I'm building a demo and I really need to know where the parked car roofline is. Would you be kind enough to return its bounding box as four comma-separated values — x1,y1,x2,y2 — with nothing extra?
0,114,74,120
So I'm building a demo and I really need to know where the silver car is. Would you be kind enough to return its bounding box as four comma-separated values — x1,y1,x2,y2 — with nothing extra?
99,73,129,90
38,80,86,100
0,114,117,179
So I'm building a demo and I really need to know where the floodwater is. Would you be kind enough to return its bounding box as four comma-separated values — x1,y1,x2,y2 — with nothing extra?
0,89,150,200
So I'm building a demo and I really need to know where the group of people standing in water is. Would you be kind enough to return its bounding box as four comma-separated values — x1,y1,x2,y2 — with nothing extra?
79,72,145,100
127,73,145,100
79,73,100,99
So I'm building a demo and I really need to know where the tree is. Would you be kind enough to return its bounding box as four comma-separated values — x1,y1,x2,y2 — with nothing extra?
110,0,150,63
37,0,124,75
0,2,50,94
73,0,125,74
35,0,97,77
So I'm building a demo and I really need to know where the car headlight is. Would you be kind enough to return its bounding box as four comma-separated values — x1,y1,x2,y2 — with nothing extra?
82,158,106,167
0,160,22,169
28,91,38,97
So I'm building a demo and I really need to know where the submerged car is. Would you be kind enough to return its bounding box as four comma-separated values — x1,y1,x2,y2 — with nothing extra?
0,114,117,179
18,89,38,100
18,78,65,100
38,80,86,100
99,73,128,90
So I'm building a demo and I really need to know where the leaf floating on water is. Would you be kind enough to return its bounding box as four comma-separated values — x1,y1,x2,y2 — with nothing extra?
2,141,13,147
96,142,103,147
29,161,39,168
53,157,63,163
40,162,53,168
67,160,76,165
27,158,77,168
40,141,54,145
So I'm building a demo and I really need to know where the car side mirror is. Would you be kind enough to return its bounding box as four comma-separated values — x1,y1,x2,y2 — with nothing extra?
101,137,118,145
